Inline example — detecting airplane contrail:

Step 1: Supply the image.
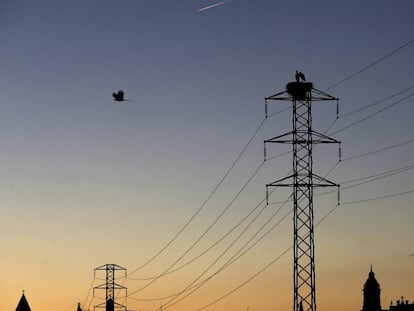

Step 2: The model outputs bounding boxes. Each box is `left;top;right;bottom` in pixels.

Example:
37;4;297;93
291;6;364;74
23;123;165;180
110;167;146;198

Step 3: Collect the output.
198;0;231;12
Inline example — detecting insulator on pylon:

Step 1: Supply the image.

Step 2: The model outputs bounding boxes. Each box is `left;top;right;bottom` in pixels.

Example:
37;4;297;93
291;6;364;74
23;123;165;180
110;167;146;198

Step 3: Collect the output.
339;142;342;161
265;100;268;119
266;187;269;205
337;186;341;205
336;100;339;119
264;142;267;161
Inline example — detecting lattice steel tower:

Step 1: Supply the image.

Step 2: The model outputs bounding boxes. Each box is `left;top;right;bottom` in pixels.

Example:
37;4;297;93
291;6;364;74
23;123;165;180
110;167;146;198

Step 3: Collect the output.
264;76;340;311
93;264;127;311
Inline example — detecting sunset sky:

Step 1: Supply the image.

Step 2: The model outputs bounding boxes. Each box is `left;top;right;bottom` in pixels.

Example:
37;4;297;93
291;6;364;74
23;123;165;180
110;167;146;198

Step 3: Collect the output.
1;1;414;311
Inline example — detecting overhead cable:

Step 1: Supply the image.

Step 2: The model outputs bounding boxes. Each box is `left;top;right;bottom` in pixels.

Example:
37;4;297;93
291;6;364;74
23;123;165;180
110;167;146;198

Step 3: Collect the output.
325;38;414;91
127;117;267;276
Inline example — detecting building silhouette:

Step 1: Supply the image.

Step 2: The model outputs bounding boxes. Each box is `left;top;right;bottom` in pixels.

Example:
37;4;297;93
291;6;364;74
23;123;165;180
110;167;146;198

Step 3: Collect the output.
12;269;414;311
390;299;414;311
15;293;31;311
362;267;414;311
362;266;382;311
14;293;85;311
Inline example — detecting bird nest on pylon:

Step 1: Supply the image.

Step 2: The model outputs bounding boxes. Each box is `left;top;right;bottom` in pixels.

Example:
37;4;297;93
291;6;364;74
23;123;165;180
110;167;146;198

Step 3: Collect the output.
286;82;313;100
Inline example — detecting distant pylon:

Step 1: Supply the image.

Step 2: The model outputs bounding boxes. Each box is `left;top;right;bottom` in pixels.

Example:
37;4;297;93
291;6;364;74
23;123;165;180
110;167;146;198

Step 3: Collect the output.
93;264;127;311
264;76;340;311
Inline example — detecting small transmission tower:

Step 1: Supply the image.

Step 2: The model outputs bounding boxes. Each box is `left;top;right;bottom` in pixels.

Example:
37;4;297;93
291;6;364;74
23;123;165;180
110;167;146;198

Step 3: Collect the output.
264;75;340;311
93;264;127;311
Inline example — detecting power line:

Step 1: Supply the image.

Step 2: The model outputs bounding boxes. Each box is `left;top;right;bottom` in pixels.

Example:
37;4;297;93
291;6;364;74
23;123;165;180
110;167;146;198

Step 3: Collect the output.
143;175;296;303
82;276;96;310
267;106;291;119
269;135;414;203
341;164;414;185
127;192;292;302
128;198;273;282
127;106;290;278
329;92;414;136
196;245;292;311
319;84;414;141
127;117;267;276
160;201;293;310
159;197;290;309
128;160;266;295
127;189;269;281
315;163;414;198
341;189;414;205
321;44;414;138
316;135;414;197
266;150;291;162
126;152;290;283
340;84;414;118
342;137;414;161
271;163;414;204
139;199;273;302
324;38;414;91
193;183;414;311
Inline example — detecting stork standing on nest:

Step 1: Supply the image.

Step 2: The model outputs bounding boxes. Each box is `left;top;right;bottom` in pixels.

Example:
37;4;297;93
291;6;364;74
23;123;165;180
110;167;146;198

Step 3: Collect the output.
295;71;306;82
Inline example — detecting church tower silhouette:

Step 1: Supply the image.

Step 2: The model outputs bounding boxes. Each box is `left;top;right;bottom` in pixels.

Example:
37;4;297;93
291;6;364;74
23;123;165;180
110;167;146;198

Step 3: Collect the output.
16;292;31;311
362;266;382;311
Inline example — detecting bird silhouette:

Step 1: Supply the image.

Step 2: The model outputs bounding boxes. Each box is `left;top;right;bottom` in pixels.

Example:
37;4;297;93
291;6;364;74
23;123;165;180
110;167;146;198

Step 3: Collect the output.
112;90;130;102
295;71;306;82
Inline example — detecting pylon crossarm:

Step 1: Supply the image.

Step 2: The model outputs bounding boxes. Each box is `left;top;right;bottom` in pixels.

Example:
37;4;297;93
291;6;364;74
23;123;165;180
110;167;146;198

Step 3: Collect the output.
309;130;340;144
266;174;296;187
266;130;339;144
312;174;339;187
265;90;289;101
310;88;339;101
113;283;127;290
95;264;127;271
113;303;127;308
94;284;108;290
94;264;109;270
265;131;294;143
268;175;335;187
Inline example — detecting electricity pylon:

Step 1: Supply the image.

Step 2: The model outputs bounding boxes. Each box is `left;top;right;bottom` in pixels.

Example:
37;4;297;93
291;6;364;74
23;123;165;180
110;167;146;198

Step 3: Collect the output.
264;78;340;311
94;264;127;311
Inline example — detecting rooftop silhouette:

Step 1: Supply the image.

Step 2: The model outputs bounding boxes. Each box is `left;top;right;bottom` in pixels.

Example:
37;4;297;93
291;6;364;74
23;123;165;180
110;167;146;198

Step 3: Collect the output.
15;292;31;311
361;267;414;311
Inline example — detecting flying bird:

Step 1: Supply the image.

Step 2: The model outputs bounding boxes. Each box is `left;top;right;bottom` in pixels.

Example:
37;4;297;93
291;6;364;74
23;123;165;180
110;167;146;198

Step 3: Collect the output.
112;90;130;102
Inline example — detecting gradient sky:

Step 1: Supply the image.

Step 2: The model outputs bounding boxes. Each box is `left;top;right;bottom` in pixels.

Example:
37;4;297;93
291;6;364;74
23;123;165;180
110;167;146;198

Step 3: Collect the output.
1;1;414;311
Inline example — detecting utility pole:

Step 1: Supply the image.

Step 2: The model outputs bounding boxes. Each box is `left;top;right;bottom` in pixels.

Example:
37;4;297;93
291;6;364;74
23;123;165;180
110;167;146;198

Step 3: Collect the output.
93;264;128;311
264;75;340;311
